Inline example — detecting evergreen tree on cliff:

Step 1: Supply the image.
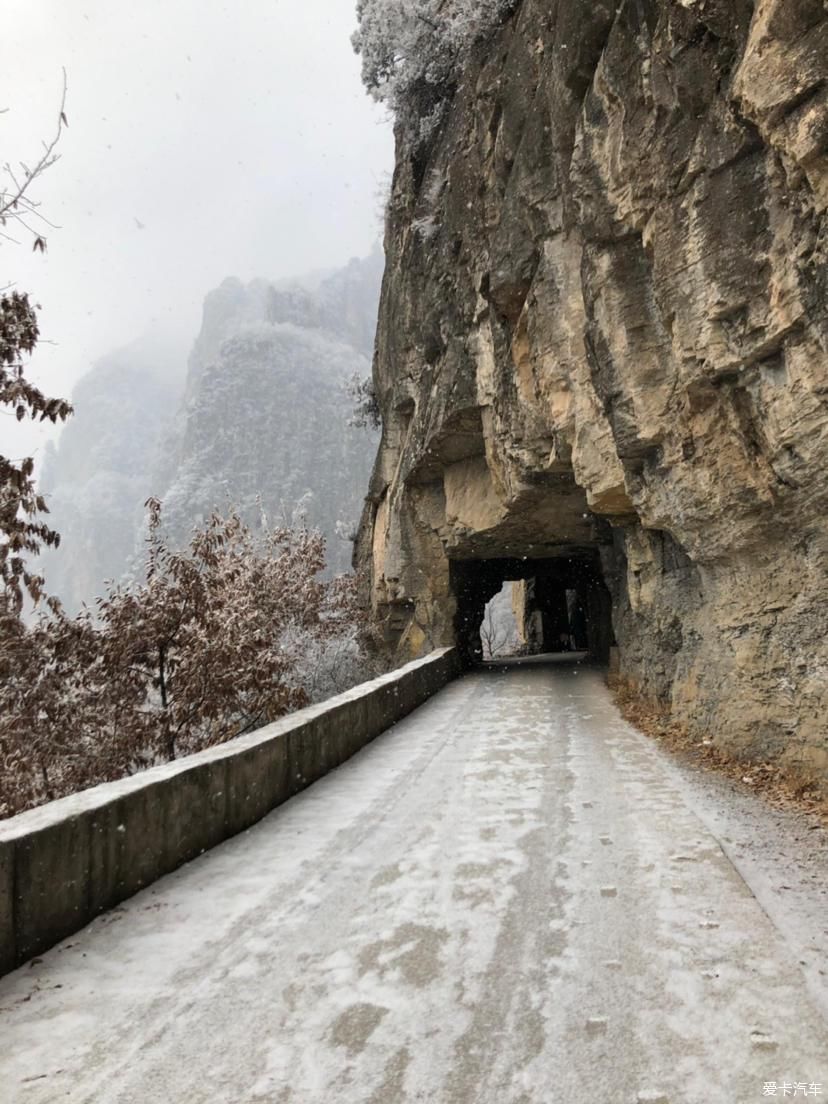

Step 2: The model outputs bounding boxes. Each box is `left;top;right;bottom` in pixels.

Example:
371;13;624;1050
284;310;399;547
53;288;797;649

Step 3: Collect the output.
353;0;516;134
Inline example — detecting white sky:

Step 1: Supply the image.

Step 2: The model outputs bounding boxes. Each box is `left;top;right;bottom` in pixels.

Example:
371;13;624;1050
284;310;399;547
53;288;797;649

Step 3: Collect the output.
1;0;393;458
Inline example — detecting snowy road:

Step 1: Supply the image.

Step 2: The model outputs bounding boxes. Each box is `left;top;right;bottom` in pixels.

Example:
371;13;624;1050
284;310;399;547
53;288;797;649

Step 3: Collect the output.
2;658;826;1104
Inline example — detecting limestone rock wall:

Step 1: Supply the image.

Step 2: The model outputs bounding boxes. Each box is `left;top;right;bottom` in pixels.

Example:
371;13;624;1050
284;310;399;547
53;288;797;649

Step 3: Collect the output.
357;0;828;787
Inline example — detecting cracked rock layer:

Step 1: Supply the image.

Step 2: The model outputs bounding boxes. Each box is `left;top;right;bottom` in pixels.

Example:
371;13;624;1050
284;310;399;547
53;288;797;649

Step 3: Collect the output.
356;0;828;790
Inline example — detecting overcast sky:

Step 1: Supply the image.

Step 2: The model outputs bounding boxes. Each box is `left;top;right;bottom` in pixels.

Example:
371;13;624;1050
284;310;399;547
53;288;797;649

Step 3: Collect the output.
2;0;393;457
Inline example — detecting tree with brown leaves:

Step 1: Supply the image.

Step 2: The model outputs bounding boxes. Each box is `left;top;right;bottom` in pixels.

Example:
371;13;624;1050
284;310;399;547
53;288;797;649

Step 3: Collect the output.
0;291;72;615
0;502;368;818
1;72;72;617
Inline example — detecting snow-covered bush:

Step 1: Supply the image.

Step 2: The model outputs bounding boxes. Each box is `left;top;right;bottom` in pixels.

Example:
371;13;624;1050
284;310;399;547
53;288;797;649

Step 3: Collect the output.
346;370;382;429
283;612;385;705
353;0;517;135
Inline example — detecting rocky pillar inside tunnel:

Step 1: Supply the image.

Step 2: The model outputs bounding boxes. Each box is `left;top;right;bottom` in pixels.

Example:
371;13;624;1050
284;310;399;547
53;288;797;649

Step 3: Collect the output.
514;579;542;654
567;590;588;651
538;585;572;654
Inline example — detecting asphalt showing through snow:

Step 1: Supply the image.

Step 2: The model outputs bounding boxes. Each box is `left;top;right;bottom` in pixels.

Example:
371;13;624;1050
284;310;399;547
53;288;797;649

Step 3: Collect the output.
1;657;826;1103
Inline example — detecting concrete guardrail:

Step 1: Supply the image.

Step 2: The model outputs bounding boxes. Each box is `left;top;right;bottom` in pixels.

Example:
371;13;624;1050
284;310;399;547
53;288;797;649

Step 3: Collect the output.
0;647;461;978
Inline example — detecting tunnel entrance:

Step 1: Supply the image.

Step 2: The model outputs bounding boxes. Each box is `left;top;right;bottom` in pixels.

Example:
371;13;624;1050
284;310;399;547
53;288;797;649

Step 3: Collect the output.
451;555;614;666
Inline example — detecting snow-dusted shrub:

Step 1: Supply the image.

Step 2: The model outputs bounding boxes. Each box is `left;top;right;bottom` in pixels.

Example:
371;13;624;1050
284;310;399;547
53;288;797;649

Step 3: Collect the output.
283;619;385;705
346;370;382;429
353;0;517;135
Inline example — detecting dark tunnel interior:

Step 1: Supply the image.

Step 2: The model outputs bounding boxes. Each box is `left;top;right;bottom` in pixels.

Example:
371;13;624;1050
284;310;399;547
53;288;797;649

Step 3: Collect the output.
450;555;615;666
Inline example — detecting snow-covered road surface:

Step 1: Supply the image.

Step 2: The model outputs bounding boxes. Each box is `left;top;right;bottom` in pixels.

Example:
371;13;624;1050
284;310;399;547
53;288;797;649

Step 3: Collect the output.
2;657;826;1103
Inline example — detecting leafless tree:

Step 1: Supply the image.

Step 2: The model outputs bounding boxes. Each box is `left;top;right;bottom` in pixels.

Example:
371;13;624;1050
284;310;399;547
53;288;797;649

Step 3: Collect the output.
1;69;67;253
480;603;512;660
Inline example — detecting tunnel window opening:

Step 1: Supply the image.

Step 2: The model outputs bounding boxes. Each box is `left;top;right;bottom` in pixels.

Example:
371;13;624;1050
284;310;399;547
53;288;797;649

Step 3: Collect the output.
479;582;520;659
451;556;615;667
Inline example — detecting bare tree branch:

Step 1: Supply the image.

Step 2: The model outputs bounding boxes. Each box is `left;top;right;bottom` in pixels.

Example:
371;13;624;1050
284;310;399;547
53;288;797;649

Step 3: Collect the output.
0;68;67;249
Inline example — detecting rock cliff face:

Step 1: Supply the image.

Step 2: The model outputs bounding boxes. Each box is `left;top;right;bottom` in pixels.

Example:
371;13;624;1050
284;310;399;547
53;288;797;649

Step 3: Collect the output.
357;0;828;787
38;333;187;613
41;252;382;611
157;253;382;575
